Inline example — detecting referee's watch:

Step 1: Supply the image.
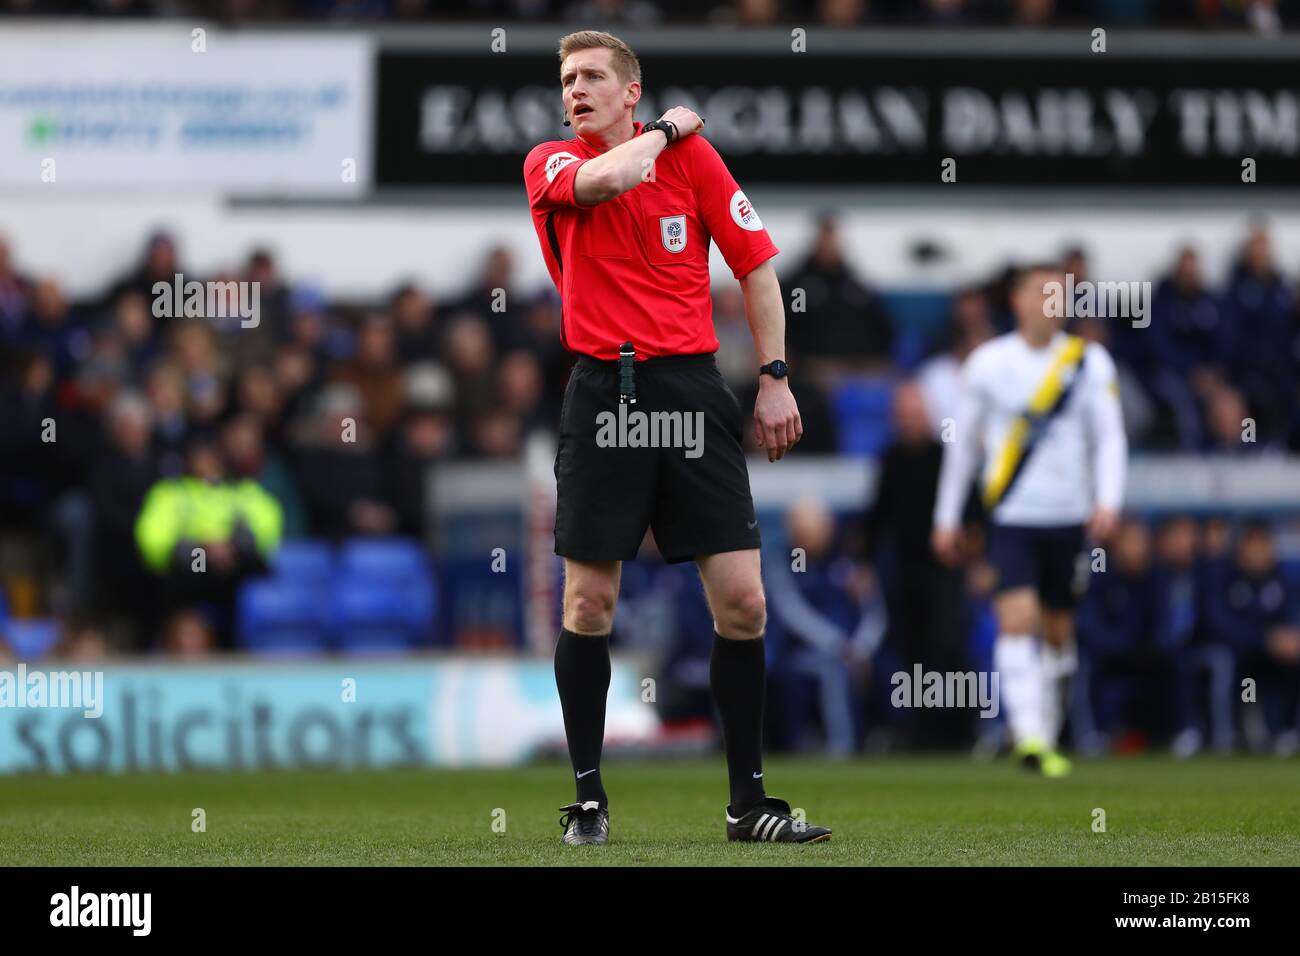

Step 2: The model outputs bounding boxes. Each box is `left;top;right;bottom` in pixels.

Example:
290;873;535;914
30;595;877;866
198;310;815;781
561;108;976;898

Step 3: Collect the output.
641;119;677;144
759;359;789;381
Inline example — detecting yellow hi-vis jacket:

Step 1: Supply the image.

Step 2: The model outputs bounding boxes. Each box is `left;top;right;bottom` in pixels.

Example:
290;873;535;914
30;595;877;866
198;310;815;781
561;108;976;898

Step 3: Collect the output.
134;476;284;574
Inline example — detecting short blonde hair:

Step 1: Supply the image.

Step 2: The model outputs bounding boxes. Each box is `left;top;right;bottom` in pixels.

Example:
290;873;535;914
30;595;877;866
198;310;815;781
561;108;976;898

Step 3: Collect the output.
557;30;642;87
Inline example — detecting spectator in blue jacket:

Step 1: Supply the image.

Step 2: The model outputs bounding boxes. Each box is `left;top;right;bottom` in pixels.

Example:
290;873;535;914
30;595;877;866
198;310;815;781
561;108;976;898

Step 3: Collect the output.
1207;520;1300;750
1142;247;1228;449
1221;228;1296;447
1077;518;1159;745
1150;517;1235;754
614;531;718;724
766;497;885;754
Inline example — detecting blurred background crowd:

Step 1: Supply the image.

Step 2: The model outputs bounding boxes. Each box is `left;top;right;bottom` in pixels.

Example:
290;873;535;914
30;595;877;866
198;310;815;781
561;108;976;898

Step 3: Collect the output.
3;217;1300;756
3;6;1300;764
0;0;1295;32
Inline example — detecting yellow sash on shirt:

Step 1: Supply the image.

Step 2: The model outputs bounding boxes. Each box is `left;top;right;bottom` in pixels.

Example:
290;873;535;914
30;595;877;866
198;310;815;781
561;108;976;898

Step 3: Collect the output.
982;335;1087;509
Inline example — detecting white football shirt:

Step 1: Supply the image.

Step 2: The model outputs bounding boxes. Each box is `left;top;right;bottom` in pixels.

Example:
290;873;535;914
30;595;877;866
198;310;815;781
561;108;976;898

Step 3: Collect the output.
933;331;1127;528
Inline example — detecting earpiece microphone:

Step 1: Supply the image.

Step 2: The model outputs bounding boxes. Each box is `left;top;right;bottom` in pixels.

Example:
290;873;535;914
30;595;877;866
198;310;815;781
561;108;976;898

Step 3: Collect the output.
563;114;571;127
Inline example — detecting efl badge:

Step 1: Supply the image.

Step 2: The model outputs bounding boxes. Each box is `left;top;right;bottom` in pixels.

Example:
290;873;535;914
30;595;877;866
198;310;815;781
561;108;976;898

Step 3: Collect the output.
660;215;688;254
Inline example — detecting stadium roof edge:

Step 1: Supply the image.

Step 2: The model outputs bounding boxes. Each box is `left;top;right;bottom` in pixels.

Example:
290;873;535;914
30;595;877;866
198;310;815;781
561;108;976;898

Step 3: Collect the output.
2;20;1299;58
367;25;1300;58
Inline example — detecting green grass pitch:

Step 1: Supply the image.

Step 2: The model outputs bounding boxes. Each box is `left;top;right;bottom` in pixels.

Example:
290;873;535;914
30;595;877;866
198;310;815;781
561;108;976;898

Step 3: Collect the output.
3;755;1298;866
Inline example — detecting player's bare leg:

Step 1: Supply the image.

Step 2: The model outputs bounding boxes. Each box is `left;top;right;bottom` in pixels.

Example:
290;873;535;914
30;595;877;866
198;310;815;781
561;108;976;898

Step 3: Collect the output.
555;558;621;845
697;549;831;843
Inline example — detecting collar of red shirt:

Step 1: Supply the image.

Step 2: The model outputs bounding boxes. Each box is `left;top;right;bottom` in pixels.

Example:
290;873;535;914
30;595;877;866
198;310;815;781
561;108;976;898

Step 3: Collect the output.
576;120;645;154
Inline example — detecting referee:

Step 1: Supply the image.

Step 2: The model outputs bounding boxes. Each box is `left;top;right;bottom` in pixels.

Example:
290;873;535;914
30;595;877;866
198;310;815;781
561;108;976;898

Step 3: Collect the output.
524;30;831;845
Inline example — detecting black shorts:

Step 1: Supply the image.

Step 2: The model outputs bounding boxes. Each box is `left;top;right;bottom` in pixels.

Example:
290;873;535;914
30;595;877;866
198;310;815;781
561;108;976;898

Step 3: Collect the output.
987;523;1089;610
554;353;761;564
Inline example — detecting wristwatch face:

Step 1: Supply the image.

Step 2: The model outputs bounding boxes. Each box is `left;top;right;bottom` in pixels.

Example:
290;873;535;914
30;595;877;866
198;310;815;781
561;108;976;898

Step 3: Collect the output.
762;360;788;379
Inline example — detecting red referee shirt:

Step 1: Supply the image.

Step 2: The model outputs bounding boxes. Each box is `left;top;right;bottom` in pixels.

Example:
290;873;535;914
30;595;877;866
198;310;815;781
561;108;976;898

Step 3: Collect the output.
523;121;779;360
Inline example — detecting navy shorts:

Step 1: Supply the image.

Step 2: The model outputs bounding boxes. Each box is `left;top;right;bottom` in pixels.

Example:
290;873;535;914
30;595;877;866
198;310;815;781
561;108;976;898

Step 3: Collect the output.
554;353;761;564
986;523;1089;609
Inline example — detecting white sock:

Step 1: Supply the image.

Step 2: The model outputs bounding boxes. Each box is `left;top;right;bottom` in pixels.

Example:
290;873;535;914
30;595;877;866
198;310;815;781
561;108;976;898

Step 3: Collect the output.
994;635;1046;746
1039;643;1077;748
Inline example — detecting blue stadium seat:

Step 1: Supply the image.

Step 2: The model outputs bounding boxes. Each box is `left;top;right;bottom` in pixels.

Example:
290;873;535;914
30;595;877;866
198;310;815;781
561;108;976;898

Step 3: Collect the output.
271;540;335;585
890;326;929;372
2;618;60;661
831;378;896;458
237;580;330;655
339;537;431;583
332;579;435;654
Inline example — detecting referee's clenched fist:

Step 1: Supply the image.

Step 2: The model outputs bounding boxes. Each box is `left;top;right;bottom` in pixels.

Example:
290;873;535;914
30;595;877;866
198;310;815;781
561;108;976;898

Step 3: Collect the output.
523;30;832;847
655;105;705;141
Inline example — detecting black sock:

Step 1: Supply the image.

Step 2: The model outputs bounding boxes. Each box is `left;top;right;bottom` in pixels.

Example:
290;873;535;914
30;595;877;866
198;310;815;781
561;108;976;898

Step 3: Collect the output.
710;631;767;815
554;627;611;807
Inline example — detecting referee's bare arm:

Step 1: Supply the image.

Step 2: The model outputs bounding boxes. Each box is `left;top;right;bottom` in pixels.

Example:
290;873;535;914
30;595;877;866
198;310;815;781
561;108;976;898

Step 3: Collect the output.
574;107;704;205
741;259;802;462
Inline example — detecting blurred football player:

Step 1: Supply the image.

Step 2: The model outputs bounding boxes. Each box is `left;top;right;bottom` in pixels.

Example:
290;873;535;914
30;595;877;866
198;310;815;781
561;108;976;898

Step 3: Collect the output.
932;263;1128;776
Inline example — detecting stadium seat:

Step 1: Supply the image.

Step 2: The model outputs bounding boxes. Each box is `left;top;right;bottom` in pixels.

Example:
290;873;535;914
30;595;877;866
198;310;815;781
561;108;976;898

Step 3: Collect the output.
332;579;435;654
237;580;331;655
831;378;896;458
271;540;335;585
332;538;440;648
2;618;60;661
339;537;432;583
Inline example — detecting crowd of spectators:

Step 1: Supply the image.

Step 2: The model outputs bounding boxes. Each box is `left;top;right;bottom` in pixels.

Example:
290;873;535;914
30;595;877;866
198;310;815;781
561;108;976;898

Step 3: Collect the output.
2;219;1300;754
917;228;1300;455
1077;515;1300;755
0;231;568;651
0;0;1294;32
620;493;1300;756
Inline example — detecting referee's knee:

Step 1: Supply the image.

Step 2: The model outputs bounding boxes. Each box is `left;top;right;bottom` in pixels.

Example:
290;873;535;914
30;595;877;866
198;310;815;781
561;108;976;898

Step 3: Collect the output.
564;589;617;635
713;588;767;640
